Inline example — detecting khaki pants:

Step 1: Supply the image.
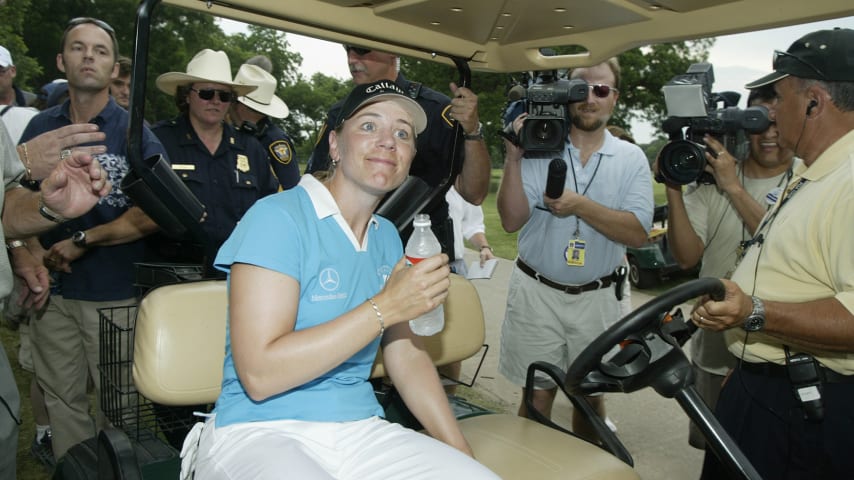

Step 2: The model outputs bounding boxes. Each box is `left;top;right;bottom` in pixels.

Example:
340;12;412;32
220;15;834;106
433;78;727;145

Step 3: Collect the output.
30;295;136;460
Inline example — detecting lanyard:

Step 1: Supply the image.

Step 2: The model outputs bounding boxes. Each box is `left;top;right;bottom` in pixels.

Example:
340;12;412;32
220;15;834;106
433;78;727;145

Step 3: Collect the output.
566;148;604;237
739;177;807;258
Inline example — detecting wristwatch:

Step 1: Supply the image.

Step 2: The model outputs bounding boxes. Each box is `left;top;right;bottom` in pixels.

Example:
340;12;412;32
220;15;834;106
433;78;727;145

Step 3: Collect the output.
464;122;484;141
71;230;88;249
742;296;766;332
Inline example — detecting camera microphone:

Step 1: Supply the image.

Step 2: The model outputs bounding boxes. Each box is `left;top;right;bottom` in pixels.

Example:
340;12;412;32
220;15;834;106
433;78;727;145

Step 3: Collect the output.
507;84;527;102
545;158;567;199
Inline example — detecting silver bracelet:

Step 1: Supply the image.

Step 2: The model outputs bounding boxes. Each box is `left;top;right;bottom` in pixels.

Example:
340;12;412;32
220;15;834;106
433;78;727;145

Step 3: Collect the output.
38;195;67;224
367;298;385;337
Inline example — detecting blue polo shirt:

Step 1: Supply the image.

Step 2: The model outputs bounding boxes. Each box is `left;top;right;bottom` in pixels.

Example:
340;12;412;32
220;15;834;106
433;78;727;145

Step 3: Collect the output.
517;130;654;284
213;175;401;427
19;98;167;301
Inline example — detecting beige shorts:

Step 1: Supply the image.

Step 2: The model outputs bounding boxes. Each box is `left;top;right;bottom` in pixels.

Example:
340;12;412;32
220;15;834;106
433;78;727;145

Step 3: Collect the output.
499;267;619;389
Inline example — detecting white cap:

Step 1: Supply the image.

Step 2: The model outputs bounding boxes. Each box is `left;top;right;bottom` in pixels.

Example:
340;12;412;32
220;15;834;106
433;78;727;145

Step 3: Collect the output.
0;46;13;68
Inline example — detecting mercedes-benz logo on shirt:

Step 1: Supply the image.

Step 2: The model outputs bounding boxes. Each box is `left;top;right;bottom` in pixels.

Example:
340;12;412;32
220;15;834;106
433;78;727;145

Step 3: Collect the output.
319;268;340;292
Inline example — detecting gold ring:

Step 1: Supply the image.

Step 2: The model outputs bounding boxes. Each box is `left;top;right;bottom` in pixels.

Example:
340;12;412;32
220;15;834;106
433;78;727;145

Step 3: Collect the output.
60;149;73;161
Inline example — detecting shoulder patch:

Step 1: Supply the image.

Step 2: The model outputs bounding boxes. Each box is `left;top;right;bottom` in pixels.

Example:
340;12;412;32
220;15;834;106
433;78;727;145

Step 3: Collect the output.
270;140;294;165
440;105;455;128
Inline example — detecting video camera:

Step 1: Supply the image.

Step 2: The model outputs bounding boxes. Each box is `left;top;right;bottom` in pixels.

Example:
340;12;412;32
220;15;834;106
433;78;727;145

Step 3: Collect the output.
501;69;588;158
658;63;771;185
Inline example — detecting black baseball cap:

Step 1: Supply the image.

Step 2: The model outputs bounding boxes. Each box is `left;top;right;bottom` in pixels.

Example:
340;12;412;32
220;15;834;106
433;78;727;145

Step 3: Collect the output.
745;28;854;89
335;80;427;134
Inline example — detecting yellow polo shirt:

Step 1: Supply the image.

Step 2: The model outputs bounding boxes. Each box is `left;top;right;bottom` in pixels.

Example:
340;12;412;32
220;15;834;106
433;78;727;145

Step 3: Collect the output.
726;129;854;375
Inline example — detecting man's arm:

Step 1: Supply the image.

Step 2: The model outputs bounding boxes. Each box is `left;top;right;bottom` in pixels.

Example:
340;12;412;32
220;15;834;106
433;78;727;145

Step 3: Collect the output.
703;136;768;234
2;148;110;238
665;185;705;269
546;193;649;247
696;279;854;351
449;83;490;205
496;138;530;233
44;207;161;273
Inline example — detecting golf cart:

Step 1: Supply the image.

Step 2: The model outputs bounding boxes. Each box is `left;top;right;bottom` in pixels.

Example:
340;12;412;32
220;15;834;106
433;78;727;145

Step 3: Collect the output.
61;0;854;478
625;204;700;289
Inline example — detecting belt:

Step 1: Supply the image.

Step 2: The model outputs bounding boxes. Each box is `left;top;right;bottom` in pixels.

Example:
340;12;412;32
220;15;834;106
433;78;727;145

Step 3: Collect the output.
516;258;614;295
740;361;854;384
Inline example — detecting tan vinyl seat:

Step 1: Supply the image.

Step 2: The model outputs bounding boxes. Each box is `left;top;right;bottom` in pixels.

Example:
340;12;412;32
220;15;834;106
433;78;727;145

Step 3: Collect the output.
133;275;638;479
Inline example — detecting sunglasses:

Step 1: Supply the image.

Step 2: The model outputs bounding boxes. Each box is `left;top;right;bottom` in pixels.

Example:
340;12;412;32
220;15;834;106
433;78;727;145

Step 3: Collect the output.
589;84;617;98
67;17;115;36
190;87;234;103
344;45;372;56
773;50;826;79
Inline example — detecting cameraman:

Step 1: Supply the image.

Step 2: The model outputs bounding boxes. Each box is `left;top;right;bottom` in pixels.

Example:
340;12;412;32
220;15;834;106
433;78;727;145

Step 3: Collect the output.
657;85;797;449
497;58;653;441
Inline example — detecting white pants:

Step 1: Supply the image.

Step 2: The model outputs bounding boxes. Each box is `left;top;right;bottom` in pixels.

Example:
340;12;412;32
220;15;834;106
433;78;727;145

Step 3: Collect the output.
187;415;499;480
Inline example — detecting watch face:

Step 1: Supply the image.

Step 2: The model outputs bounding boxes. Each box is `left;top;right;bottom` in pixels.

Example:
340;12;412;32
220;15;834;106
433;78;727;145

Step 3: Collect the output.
744;315;764;332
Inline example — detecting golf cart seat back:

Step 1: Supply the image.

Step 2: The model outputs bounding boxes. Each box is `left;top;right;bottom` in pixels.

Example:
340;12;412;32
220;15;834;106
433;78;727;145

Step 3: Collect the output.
132;276;637;479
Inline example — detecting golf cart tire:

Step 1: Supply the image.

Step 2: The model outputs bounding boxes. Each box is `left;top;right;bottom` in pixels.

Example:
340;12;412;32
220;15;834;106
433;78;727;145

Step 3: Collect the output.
627;255;658;289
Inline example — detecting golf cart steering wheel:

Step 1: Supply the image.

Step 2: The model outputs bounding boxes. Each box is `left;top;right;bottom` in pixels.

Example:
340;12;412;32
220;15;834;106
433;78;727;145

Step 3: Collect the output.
566;277;725;397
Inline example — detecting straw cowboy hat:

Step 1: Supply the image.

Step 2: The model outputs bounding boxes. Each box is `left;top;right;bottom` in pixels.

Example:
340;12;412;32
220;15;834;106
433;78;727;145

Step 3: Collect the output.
156;49;257;96
234;64;290;119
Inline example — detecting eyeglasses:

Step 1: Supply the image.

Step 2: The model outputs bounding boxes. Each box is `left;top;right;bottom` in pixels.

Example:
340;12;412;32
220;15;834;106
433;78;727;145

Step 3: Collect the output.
589;84;617;98
67;17;115;36
344;45;372;56
190;87;234;103
773;50;826;79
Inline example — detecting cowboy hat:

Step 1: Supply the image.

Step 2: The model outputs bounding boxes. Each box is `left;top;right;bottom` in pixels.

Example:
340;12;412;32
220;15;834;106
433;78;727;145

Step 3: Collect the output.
234;64;290;119
156;49;257;96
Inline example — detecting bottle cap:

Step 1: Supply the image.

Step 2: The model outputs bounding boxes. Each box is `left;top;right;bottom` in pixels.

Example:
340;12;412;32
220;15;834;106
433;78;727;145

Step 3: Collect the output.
413;213;431;227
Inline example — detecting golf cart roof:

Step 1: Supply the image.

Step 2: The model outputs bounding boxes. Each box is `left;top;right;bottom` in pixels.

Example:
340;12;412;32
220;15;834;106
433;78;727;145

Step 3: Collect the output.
162;0;854;72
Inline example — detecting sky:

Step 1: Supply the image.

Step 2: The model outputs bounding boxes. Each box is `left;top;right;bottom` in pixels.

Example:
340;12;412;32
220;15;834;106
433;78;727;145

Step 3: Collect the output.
222;16;854;143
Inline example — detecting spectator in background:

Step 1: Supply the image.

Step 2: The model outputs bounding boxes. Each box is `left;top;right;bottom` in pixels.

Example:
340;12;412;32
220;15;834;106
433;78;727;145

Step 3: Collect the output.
445;185;495;277
17;17;166;460
658;85;796;450
110;56;132;109
0;45;37;107
231;61;300;190
150;49;276;272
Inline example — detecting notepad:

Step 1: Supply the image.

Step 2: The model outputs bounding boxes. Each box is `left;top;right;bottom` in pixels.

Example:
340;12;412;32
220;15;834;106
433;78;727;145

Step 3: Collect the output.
466;258;498;280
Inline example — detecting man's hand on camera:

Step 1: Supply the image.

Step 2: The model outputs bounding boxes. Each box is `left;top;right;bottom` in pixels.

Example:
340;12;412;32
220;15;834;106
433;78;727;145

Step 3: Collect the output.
703;135;740;194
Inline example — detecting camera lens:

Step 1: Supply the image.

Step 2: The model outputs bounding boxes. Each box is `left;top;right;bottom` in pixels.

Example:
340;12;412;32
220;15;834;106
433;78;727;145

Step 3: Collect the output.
521;117;566;152
658;140;707;185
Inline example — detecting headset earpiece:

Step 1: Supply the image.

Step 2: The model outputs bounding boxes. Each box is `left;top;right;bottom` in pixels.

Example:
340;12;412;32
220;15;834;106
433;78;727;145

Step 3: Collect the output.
806;100;818;116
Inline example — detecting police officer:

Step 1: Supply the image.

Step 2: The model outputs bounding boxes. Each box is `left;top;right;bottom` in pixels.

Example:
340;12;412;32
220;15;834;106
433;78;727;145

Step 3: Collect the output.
151;49;277;273
231;63;299;190
306;45;491;254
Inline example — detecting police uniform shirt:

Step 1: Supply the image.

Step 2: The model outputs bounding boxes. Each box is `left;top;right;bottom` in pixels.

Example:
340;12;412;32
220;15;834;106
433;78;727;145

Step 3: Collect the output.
152;115;278;251
306;73;464;225
256;117;300;190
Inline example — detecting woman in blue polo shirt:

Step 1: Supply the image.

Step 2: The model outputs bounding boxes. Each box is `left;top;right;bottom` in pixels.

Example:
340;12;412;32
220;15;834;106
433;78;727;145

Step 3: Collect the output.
183;81;498;479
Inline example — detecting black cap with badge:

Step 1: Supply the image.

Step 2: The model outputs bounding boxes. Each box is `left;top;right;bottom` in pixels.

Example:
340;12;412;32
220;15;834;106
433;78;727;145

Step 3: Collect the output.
335;80;427;134
745;28;854;89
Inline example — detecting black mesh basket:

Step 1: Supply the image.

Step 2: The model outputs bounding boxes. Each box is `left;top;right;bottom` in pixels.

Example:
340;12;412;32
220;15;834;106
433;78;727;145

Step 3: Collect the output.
98;305;202;445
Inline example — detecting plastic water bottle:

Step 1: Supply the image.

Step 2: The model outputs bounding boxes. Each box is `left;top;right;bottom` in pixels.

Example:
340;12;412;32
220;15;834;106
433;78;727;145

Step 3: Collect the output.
405;214;445;336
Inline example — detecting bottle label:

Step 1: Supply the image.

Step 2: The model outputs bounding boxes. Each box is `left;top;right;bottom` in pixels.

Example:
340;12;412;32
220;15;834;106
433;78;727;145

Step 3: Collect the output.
405;255;425;265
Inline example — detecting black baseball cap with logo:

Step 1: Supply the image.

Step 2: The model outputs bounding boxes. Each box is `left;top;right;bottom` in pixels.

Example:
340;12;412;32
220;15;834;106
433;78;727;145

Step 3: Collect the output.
335;80;427;134
745;28;854;89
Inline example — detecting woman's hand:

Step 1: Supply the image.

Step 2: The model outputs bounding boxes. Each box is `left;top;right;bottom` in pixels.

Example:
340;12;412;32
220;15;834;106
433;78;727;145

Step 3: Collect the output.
373;254;450;327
